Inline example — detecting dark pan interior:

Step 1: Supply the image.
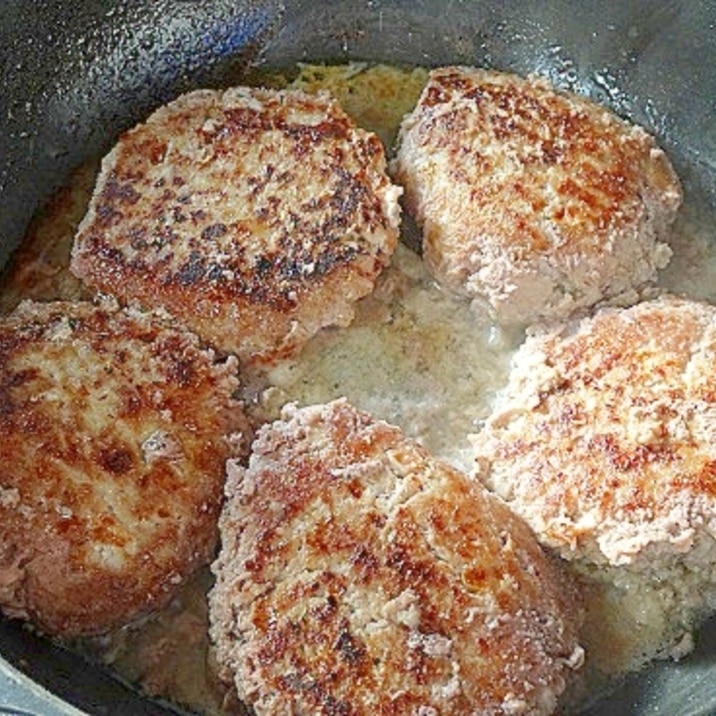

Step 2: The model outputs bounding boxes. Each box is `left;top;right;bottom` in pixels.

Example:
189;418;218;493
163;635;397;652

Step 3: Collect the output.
1;1;716;714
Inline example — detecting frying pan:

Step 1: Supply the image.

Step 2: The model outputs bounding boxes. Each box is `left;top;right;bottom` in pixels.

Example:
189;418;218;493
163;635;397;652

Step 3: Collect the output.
1;1;716;714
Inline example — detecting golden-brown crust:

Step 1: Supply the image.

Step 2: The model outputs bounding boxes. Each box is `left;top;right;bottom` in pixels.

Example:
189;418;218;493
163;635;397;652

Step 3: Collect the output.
474;296;716;574
0;161;97;314
0;300;248;637
210;400;584;715
392;67;681;324
71;87;402;365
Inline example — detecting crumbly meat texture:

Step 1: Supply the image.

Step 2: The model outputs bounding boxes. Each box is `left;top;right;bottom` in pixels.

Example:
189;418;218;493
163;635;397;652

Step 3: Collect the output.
210;399;584;716
70;87;402;365
473;296;716;577
391;66;682;325
0;300;247;638
0;161;97;314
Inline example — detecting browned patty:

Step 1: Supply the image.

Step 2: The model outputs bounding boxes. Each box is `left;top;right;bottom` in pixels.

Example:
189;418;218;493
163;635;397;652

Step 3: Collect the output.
392;66;681;325
0;300;247;637
473;296;716;577
0;161;97;314
70;87;402;365
210;399;584;715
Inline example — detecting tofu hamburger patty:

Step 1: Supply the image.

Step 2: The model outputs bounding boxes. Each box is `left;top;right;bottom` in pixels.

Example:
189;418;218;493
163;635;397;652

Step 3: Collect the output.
209;399;584;715
473;296;716;580
391;66;682;325
71;86;402;365
0;300;247;638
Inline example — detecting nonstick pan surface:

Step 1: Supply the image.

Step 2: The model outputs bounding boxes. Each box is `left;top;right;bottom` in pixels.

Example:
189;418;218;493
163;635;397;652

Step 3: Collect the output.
2;2;716;714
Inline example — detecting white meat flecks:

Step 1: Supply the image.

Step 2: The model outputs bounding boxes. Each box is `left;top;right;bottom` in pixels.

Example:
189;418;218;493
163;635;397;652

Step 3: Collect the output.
392;66;681;325
209;399;584;715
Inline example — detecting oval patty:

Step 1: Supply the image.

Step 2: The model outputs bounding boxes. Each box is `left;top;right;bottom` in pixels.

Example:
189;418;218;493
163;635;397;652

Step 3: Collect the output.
392;66;681;325
210;399;584;715
0;299;247;637
474;296;716;577
71;87;402;365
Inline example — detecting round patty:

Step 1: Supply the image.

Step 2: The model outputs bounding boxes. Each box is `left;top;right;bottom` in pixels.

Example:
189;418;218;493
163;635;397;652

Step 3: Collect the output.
391;66;681;325
0;300;247;637
210;399;584;715
473;296;716;576
71;86;402;365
